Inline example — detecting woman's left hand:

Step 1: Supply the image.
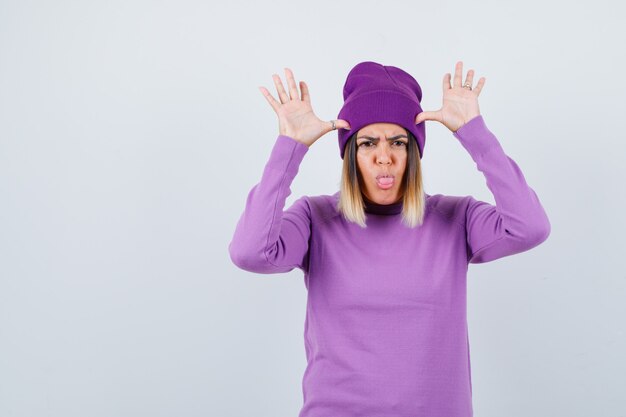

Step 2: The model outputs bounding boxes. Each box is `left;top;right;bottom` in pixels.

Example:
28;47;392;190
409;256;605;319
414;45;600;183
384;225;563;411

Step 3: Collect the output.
415;61;486;132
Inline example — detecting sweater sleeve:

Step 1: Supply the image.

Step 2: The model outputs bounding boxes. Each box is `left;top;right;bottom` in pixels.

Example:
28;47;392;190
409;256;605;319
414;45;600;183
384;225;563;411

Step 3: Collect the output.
453;115;551;264
228;134;312;274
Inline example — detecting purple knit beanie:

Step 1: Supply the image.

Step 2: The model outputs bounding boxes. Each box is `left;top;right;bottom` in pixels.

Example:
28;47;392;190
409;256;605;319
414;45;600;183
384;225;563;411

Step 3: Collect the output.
337;61;425;159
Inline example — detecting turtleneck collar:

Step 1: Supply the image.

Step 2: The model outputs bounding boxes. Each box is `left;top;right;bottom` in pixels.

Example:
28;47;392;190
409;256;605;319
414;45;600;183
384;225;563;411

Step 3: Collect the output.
363;195;404;215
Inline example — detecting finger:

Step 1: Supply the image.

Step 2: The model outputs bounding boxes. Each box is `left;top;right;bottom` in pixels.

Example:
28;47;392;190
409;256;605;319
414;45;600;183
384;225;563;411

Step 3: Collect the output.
464;69;475;89
415;110;440;124
326;120;336;132
473;77;486;96
335;119;351;130
442;73;452;91
272;73;290;103
300;81;310;102
284;67;300;100
453;61;463;88
258;86;281;113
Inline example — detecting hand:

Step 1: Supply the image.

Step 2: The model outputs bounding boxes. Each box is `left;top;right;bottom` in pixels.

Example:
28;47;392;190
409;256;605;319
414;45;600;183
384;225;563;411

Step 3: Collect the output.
414;61;486;132
259;68;351;147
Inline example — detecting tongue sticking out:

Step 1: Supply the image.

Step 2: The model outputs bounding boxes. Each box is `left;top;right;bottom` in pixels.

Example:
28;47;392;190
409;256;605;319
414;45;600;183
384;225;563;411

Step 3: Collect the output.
376;177;394;190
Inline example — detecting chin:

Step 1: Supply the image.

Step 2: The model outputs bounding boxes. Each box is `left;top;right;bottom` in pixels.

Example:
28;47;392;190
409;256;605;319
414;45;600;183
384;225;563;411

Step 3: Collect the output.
369;189;400;203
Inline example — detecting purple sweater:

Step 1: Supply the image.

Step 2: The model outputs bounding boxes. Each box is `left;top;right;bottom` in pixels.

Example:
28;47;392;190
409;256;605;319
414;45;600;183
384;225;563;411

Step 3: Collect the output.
228;115;550;417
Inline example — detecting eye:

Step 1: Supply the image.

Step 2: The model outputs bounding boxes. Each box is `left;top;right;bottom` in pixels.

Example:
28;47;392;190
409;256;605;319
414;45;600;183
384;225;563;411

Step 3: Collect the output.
393;140;407;147
358;141;373;147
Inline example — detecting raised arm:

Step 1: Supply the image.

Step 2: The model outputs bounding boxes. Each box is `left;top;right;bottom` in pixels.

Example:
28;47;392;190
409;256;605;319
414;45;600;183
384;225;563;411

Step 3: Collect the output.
228;67;350;274
454;115;550;263
228;135;312;273
415;61;550;264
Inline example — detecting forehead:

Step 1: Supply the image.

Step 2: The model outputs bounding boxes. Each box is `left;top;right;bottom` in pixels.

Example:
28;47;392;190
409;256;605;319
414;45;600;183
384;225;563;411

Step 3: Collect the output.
358;122;406;136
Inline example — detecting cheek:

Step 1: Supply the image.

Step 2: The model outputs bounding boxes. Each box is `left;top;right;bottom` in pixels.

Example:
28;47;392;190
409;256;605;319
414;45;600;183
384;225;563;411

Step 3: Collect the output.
396;156;408;175
356;156;368;172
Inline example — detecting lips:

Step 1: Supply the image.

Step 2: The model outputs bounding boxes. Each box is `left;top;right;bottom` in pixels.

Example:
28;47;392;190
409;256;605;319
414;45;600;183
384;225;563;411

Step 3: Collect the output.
376;174;395;189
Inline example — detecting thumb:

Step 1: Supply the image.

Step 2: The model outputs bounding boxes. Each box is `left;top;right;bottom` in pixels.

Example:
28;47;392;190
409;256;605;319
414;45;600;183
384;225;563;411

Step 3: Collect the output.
333;119;351;131
415;111;439;125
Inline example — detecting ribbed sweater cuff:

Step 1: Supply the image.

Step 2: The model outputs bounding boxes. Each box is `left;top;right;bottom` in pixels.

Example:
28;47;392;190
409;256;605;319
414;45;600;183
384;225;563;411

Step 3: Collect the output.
268;135;310;174
452;115;502;159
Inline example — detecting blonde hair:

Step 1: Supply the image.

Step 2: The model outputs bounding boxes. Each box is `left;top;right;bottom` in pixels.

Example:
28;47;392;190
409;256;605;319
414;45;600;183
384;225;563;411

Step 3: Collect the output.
336;130;426;228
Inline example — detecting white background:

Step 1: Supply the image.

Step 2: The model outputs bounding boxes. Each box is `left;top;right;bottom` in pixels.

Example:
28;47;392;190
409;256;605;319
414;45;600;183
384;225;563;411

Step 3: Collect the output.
1;0;624;416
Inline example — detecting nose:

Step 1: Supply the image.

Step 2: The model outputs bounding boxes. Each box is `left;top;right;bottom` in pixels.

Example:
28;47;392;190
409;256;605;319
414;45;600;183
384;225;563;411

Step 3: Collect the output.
376;143;392;165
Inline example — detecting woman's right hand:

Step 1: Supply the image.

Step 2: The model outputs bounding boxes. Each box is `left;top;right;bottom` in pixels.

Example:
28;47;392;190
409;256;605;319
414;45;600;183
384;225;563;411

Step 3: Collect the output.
259;68;351;147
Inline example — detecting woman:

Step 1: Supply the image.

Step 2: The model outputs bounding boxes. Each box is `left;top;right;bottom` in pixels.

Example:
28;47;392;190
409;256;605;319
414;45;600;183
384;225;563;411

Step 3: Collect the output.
228;61;550;417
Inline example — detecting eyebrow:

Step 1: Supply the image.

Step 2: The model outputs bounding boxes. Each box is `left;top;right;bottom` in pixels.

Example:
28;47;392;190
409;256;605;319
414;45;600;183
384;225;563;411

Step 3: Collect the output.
356;134;408;142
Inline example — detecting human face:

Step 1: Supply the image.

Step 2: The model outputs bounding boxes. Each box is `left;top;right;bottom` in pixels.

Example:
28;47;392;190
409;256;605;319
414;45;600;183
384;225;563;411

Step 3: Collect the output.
355;123;408;205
